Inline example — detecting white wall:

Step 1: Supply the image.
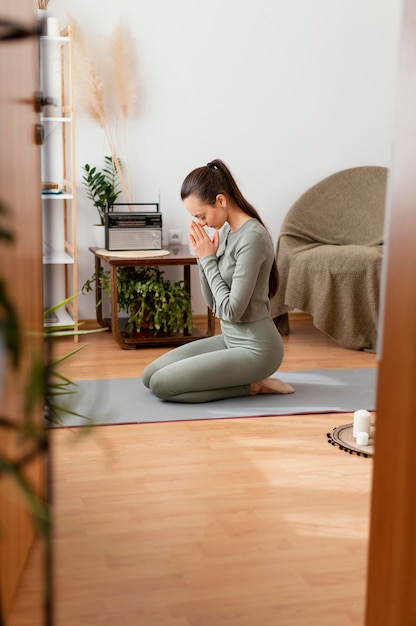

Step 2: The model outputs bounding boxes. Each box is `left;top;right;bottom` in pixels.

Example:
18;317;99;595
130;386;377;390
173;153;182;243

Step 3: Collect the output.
48;0;402;318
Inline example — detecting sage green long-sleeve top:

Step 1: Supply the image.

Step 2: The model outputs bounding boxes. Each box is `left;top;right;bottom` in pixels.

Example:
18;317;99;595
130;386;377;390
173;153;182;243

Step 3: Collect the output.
197;218;273;322
142;218;284;403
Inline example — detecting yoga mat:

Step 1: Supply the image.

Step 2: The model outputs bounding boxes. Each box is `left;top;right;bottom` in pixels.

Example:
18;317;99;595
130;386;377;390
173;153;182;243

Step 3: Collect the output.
50;368;377;427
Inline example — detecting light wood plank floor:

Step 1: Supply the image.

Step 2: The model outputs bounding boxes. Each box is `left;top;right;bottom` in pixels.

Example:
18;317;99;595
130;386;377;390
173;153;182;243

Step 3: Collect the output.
9;315;377;626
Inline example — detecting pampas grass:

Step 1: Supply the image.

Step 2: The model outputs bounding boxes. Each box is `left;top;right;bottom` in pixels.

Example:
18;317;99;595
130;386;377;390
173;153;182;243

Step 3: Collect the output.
72;24;106;128
36;0;51;9
71;18;140;204
109;23;139;121
109;23;140;198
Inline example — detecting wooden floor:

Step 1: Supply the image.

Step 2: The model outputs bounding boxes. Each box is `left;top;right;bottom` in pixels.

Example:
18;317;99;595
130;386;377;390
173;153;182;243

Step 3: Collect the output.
9;315;377;626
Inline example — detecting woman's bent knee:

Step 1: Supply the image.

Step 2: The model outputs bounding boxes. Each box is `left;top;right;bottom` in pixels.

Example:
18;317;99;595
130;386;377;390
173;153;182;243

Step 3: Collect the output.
142;366;152;389
149;370;173;401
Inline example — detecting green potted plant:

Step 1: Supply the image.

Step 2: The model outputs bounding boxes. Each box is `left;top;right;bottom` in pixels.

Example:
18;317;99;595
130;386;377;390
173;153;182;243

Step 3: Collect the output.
81;155;122;247
82;266;193;337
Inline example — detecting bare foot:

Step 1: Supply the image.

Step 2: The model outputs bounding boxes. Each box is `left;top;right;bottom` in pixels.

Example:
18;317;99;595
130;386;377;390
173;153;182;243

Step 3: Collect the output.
250;377;295;395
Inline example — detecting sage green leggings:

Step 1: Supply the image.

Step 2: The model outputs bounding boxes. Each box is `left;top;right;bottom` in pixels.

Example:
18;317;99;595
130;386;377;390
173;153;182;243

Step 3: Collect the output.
142;317;284;403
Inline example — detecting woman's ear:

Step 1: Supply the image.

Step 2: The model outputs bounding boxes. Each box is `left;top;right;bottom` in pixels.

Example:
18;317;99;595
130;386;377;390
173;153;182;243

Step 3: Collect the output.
215;193;227;209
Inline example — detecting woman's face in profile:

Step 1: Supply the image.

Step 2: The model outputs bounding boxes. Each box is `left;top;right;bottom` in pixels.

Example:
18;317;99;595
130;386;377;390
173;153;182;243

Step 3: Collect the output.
183;193;227;231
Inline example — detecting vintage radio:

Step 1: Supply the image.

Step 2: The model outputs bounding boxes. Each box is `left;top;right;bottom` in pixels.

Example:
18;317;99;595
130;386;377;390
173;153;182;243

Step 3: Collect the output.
105;204;162;251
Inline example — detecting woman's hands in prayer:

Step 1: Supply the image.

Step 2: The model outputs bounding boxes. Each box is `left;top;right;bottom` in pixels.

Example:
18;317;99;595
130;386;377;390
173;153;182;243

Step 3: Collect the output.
189;221;219;259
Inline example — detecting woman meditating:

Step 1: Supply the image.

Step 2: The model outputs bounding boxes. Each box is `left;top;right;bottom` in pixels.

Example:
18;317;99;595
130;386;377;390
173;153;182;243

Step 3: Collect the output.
142;159;294;403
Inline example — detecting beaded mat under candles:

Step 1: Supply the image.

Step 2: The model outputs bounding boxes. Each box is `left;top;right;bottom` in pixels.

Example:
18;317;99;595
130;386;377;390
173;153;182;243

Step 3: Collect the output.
327;422;375;457
95;249;171;259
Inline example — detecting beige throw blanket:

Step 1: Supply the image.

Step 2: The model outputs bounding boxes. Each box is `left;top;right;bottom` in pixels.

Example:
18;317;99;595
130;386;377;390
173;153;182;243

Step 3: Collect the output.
270;166;388;352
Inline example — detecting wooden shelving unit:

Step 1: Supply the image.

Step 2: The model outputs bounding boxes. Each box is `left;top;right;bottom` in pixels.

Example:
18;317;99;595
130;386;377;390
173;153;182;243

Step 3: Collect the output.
40;25;78;337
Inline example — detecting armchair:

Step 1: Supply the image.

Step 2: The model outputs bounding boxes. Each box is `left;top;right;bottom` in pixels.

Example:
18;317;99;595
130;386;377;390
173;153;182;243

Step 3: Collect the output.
270;166;388;352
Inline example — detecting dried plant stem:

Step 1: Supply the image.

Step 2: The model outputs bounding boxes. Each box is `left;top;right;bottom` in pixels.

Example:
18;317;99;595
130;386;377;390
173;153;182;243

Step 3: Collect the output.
109;21;139;204
102;122;132;204
71;17;138;205
121;121;133;203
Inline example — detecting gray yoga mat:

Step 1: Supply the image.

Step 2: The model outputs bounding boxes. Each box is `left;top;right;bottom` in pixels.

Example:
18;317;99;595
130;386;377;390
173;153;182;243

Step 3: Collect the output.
50;368;377;427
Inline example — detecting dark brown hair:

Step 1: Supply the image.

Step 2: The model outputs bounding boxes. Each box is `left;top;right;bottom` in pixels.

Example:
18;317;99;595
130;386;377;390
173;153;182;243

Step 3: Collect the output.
181;159;278;298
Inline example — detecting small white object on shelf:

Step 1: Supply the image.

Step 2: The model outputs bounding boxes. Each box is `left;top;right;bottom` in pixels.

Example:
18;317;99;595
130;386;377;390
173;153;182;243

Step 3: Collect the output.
47;17;60;37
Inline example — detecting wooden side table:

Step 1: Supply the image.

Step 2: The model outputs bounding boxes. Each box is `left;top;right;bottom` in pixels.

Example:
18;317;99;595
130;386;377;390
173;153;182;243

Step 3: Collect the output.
89;245;216;349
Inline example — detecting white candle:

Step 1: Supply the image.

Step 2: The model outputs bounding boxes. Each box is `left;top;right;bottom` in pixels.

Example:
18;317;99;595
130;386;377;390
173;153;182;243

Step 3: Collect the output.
353;409;371;439
356;431;369;446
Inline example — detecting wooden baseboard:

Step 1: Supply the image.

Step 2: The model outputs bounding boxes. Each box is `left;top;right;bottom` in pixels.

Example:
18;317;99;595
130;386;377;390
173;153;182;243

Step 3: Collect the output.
80;313;311;332
288;311;312;322
78;319;106;330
